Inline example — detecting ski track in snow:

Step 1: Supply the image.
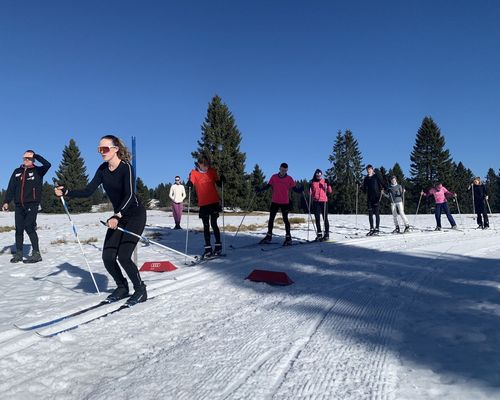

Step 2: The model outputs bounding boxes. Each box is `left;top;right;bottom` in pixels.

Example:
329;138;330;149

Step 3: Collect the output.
0;211;499;399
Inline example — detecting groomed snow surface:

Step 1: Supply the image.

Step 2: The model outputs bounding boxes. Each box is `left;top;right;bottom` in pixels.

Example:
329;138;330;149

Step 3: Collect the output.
1;210;499;399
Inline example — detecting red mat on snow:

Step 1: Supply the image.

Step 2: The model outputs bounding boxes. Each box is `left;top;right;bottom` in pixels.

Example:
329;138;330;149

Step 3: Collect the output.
140;261;177;272
245;269;294;286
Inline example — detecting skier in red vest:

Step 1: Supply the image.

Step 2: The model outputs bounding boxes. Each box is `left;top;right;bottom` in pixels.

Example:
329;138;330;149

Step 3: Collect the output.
188;155;225;257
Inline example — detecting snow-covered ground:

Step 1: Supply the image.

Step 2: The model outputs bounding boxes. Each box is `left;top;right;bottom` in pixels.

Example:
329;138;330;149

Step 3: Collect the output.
0;209;499;399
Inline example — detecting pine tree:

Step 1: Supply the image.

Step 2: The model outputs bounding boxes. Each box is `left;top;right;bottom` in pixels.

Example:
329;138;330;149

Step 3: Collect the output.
375;166;390;214
452;162;474;214
40;181;60;213
154;183;171;208
192;95;247;208
248;164;270;211
136;177;151;209
485;168;500;213
54;139;92;213
388;163;406;186
409;117;454;213
326;130;364;214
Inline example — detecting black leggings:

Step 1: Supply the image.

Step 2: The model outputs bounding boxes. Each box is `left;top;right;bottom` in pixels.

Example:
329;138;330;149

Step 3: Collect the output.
268;202;291;236
312;201;329;235
102;205;146;290
15;205;39;253
199;203;221;246
475;201;489;227
368;201;380;230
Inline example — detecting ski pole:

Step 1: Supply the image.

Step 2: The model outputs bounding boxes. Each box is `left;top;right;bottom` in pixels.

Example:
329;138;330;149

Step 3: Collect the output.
232;190;256;240
307;186;312;241
455;195;464;227
221;180;225;254
414;192;423;227
100;221;195;260
355;183;359;229
302;191;318;236
486;198;495;230
61;197;100;294
184;186;191;263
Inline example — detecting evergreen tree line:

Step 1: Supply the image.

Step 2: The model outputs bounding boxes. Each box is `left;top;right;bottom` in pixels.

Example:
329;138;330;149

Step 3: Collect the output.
3;98;500;215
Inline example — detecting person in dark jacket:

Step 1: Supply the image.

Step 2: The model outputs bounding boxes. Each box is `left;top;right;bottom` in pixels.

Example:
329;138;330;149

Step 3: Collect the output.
469;177;489;229
2;150;51;263
55;135;147;306
362;165;386;236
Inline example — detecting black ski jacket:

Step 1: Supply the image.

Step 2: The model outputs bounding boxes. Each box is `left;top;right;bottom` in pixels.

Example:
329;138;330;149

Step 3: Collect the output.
472;184;487;207
362;174;386;203
3;154;51;207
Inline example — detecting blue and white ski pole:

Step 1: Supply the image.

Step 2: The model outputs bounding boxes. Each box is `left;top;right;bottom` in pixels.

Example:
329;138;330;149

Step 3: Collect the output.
61;196;100;294
99;221;195;261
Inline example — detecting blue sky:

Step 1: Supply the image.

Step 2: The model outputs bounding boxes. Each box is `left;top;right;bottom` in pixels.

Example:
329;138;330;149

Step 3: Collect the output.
1;0;499;189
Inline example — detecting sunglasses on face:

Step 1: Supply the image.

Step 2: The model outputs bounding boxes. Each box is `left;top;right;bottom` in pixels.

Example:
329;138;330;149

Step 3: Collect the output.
23;157;34;161
97;146;118;154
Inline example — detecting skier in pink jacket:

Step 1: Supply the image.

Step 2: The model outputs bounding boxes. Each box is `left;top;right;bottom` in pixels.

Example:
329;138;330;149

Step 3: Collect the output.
421;183;458;231
309;169;332;241
256;163;303;246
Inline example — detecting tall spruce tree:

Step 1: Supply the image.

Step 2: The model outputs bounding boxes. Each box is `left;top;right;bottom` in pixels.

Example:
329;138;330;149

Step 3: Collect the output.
326;130;364;214
54;139;92;213
40;181;60;213
453;162;474;214
409;117;454;213
136;177;151;209
248;164;270;211
375;166;391;214
192;95;247;208
485;168;500;213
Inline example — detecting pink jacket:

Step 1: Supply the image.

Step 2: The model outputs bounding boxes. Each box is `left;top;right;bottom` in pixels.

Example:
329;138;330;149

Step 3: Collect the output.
269;174;295;204
309;179;332;202
424;186;455;204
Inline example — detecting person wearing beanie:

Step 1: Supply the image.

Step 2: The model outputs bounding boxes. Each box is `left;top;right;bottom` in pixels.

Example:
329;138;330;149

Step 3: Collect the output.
309;169;332;241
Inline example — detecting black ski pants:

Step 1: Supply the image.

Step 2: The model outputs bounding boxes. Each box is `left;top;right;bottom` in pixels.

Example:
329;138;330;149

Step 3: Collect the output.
102;205;146;290
199;203;221;246
268;202;291;236
367;200;380;230
312;201;329;235
475;200;489;227
14;204;39;253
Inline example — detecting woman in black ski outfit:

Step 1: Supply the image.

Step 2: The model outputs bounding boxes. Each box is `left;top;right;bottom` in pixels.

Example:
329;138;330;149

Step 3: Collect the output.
55;135;147;305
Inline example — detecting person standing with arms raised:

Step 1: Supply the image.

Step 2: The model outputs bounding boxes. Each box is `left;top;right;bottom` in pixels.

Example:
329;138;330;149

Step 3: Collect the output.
55;135;147;306
2;150;51;263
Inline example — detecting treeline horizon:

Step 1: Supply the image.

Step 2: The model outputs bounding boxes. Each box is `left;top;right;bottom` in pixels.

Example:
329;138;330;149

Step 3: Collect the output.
2;95;500;215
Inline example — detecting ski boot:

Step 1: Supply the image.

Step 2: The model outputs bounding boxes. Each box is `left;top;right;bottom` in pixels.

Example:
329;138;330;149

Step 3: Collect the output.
392;226;400;234
106;281;129;303
323;234;330;242
484;224;490;230
174;223;182;230
126;282;147;306
403;225;410;233
203;245;213;259
366;229;375;236
372;228;380;236
259;233;272;245
315;232;323;242
283;235;292;246
214;243;223;256
451;225;458;230
10;252;23;263
23;251;42;264
434;227;441;231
